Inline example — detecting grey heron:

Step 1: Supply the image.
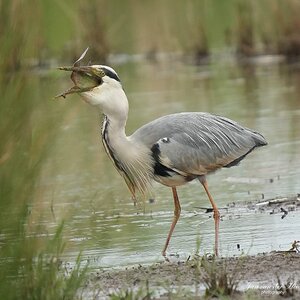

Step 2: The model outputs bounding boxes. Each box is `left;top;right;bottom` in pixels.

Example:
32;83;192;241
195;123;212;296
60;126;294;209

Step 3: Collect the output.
56;59;267;257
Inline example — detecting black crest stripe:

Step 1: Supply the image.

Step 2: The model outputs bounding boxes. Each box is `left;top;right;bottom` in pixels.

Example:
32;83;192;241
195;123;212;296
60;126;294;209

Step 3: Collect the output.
101;67;121;82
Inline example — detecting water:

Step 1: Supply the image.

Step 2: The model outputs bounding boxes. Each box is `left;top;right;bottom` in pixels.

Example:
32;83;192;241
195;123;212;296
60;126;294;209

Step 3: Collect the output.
27;57;300;267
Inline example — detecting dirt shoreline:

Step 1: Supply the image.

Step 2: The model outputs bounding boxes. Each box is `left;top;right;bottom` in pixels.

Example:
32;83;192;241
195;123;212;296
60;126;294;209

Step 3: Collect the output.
85;251;300;299
84;195;300;299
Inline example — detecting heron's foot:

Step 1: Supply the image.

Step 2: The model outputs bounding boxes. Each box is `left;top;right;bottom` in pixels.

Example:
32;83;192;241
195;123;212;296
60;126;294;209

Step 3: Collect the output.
162;250;170;262
163;255;170;262
162;251;180;262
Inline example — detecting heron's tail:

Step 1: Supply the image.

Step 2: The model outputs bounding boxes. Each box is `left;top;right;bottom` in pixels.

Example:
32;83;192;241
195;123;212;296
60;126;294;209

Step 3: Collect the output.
251;131;268;147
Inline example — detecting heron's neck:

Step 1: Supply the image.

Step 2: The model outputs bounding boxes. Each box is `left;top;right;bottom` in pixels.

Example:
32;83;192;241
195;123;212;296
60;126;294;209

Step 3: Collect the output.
101;114;153;197
101;114;129;154
102;115;129;144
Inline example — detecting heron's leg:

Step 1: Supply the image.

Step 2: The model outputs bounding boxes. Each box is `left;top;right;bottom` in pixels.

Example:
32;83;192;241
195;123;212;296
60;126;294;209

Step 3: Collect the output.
162;187;181;257
199;177;220;256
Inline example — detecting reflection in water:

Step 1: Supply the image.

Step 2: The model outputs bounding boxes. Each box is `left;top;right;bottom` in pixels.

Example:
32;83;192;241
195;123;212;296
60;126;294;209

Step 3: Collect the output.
36;59;300;267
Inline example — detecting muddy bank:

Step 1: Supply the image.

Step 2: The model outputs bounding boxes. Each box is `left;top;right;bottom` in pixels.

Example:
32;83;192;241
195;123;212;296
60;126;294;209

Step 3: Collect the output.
85;250;300;299
82;194;300;299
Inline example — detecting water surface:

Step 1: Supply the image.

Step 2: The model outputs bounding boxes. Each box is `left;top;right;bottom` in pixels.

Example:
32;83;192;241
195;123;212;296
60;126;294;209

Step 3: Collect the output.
34;57;300;267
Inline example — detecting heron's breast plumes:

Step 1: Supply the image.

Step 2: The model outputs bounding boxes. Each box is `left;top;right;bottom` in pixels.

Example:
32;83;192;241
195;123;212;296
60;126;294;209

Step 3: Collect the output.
101;117;154;201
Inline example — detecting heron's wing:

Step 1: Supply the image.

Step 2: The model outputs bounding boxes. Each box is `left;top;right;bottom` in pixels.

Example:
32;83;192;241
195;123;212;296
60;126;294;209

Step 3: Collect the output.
131;112;267;175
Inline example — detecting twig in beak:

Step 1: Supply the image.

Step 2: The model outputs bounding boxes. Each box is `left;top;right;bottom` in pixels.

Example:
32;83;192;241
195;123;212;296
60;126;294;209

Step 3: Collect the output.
74;47;89;66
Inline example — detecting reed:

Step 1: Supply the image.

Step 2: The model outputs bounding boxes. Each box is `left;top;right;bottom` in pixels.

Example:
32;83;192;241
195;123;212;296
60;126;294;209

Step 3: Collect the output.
234;0;255;57
2;0;300;69
75;0;110;63
0;66;87;300
275;1;300;59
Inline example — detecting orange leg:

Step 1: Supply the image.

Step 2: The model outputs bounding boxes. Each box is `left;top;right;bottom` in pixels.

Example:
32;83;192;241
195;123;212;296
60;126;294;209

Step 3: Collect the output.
199;177;220;256
162;187;181;257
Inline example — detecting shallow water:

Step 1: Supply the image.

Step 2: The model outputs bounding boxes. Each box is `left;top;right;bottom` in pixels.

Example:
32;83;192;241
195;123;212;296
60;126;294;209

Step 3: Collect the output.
34;56;300;267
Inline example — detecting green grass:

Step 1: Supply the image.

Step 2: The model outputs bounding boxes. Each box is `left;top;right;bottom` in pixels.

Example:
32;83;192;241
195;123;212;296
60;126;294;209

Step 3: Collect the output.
0;55;88;300
109;281;152;300
16;224;88;300
201;255;241;298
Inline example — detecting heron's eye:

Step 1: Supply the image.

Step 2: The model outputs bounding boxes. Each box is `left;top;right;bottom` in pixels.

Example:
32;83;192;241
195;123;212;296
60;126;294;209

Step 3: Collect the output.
71;69;103;89
90;69;105;86
94;69;106;78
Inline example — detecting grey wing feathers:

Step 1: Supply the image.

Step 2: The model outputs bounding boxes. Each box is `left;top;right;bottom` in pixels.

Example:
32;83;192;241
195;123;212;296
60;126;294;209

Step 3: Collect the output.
131;112;267;176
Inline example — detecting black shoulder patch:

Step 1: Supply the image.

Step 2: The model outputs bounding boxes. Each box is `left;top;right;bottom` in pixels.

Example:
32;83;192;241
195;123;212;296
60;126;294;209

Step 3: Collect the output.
151;142;197;182
151;143;172;177
101;67;121;82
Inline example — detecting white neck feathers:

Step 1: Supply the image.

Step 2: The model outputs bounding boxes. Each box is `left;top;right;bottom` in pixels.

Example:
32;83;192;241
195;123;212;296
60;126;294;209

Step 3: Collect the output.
101;116;153;199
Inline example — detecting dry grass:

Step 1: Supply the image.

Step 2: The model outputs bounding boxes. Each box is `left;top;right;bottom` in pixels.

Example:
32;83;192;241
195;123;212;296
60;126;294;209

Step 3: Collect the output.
201;255;241;298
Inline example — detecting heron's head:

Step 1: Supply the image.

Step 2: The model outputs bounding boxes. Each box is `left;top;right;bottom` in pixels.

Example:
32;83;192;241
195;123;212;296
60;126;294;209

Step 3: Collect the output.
56;64;128;119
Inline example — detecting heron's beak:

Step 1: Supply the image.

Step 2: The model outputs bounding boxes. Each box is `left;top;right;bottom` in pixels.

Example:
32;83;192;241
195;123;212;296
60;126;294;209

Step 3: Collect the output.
55;66;105;99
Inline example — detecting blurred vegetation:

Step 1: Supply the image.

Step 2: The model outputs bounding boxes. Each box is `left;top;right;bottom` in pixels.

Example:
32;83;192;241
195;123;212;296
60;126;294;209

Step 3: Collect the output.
1;0;300;298
0;70;88;298
1;0;300;70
